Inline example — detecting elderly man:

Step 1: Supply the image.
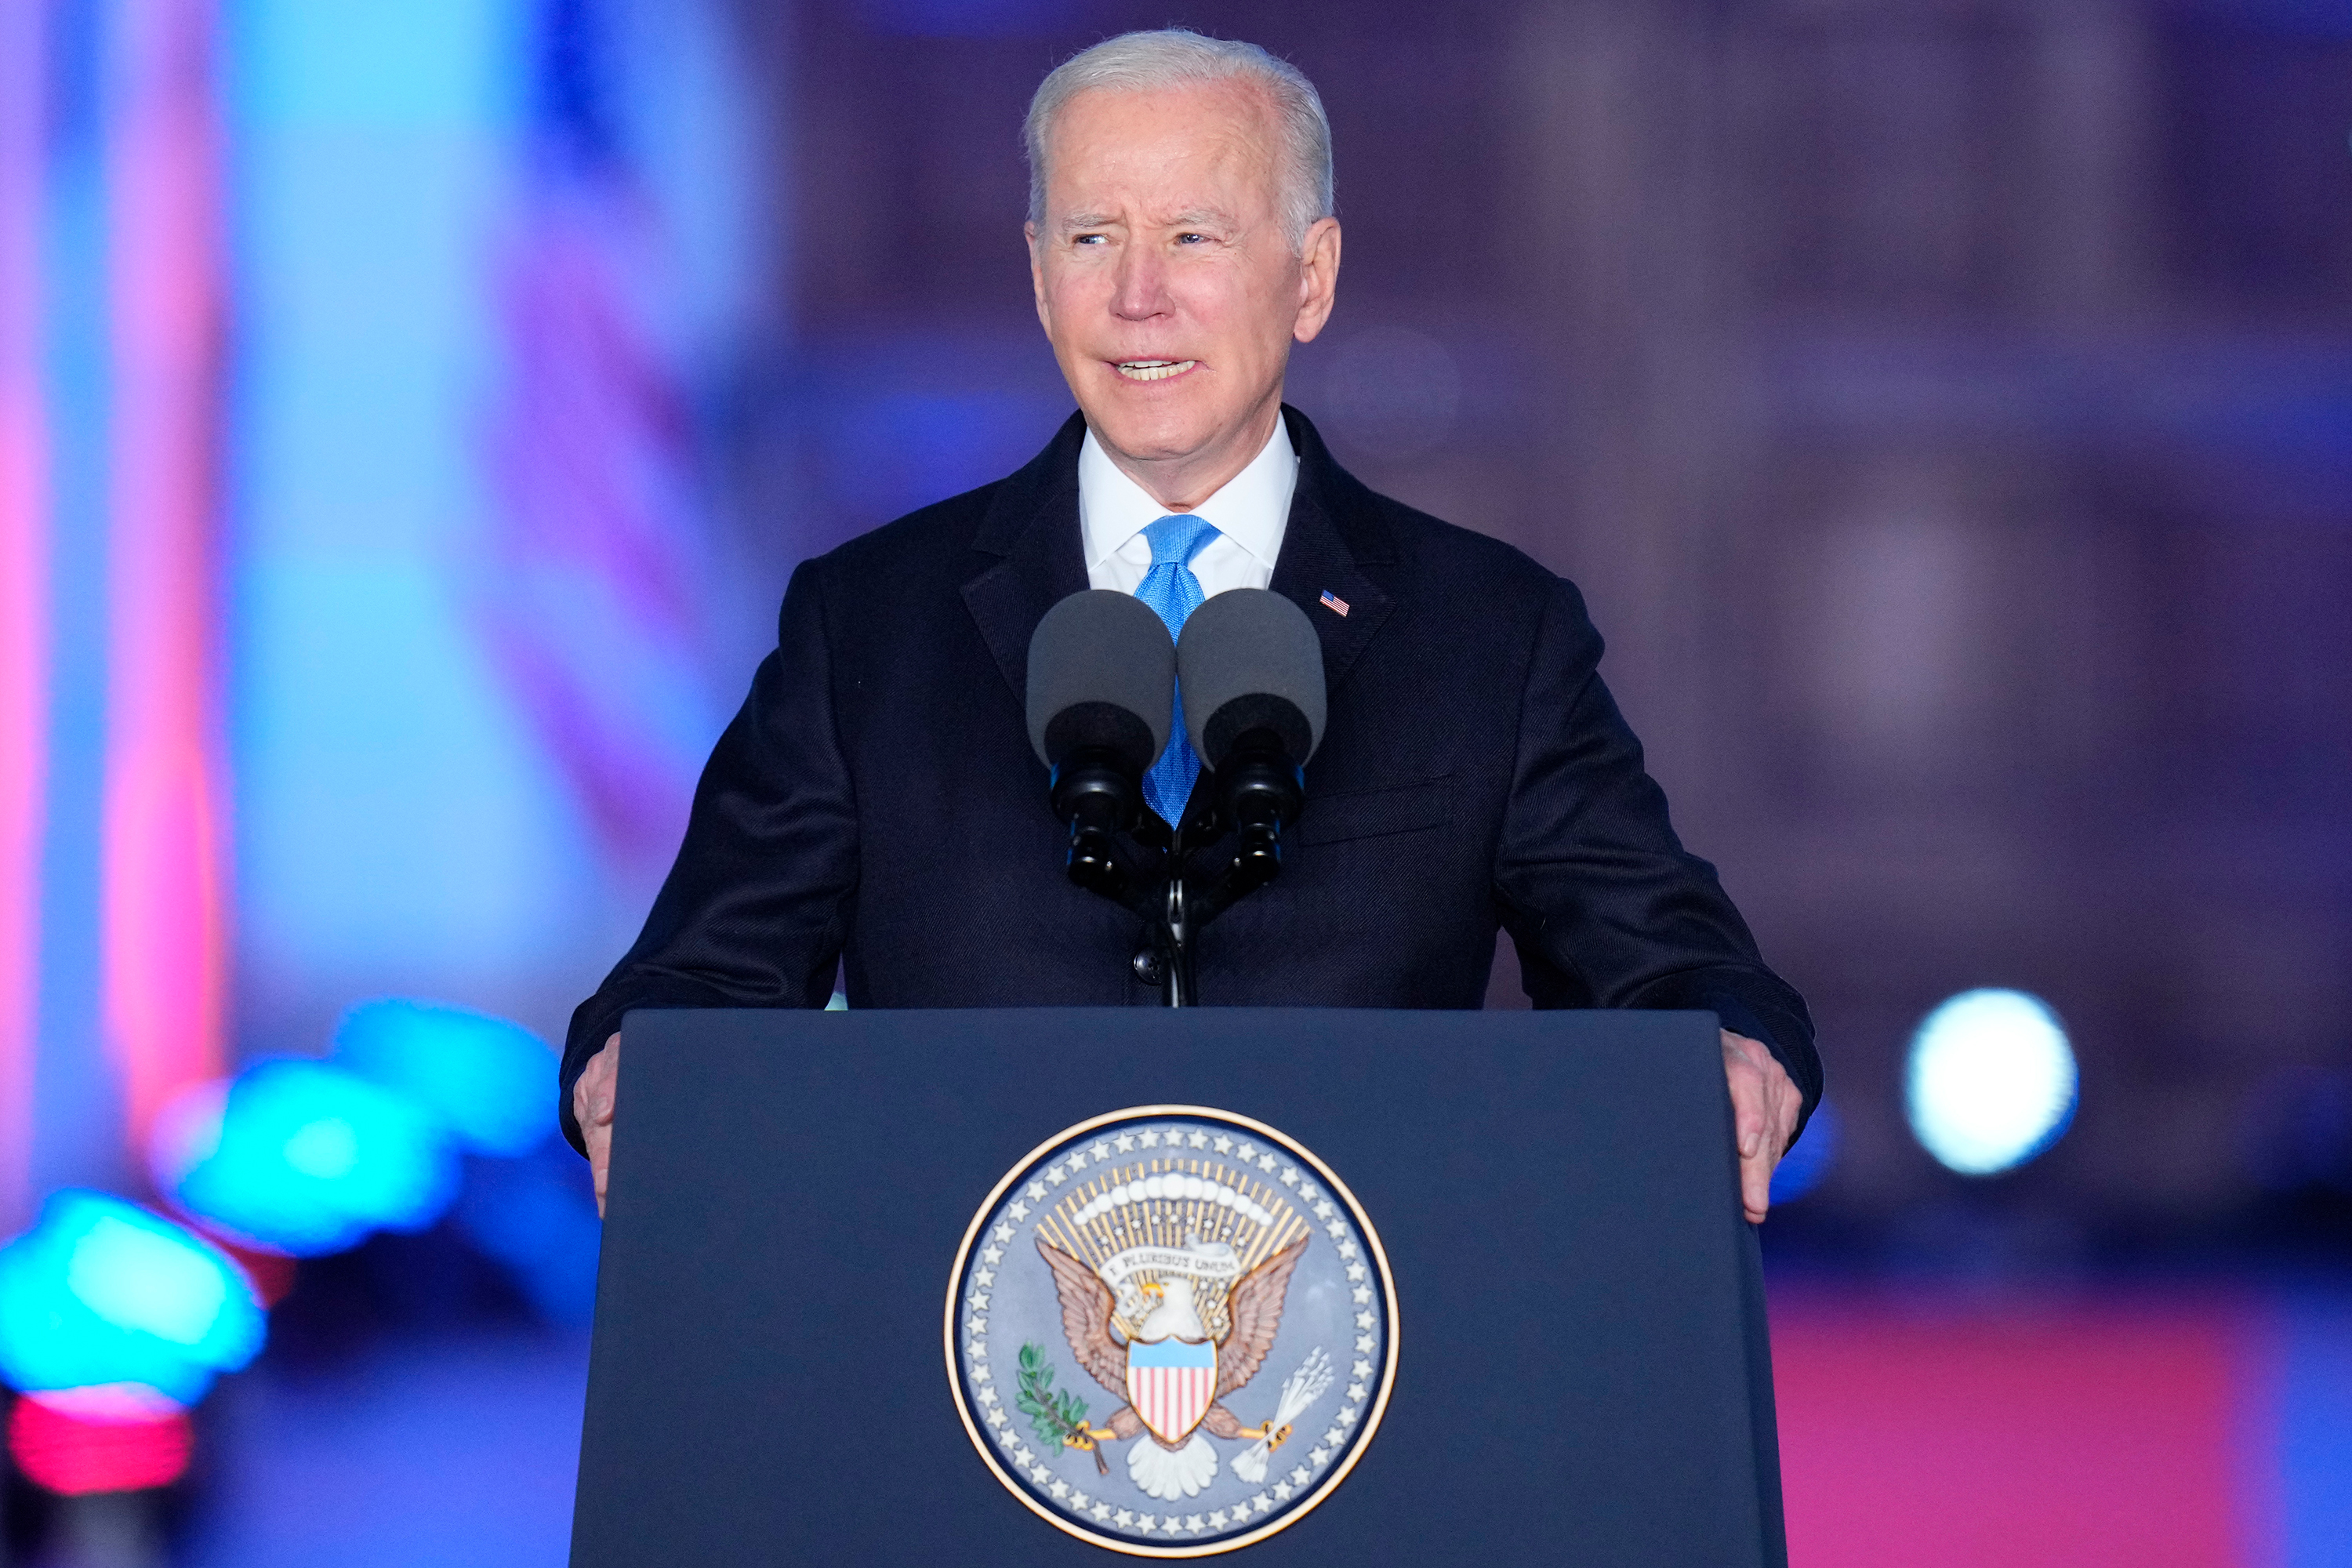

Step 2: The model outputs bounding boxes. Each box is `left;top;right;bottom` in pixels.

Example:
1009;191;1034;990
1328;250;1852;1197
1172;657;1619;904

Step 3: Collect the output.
564;30;1817;1221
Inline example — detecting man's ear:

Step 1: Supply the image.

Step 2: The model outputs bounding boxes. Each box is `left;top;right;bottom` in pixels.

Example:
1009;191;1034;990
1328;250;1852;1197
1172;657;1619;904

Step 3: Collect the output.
1292;216;1342;344
1027;222;1052;332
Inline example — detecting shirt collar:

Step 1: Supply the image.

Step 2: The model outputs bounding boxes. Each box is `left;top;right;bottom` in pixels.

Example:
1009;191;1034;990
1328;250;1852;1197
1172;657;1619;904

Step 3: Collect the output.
1078;416;1298;572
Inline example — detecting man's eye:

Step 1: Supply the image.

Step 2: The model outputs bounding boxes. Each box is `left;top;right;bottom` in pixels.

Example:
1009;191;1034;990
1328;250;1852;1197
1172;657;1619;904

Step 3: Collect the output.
1073;233;1109;245
1176;233;1208;245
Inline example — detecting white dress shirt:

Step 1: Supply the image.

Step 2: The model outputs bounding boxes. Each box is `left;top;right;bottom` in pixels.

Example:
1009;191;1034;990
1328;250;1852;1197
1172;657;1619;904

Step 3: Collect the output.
1079;417;1296;597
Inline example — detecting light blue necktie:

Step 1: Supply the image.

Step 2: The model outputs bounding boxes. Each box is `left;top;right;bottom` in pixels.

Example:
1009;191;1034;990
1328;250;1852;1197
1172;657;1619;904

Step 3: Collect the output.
1134;514;1221;824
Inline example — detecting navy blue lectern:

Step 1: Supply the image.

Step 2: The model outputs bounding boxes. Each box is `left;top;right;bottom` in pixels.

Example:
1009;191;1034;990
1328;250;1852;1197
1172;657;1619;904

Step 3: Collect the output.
570;1008;1786;1566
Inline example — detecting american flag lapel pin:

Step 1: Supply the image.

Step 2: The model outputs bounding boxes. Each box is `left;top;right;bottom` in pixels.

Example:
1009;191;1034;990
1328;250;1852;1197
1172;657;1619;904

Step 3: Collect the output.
1319;589;1350;617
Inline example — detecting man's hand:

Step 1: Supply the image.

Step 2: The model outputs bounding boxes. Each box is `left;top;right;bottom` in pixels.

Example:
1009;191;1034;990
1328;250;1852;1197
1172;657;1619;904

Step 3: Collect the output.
1722;1029;1800;1225
573;1034;620;1218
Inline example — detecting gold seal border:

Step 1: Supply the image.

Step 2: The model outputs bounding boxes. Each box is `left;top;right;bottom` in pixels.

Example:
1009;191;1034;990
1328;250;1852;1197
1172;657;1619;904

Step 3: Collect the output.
944;1104;1402;1559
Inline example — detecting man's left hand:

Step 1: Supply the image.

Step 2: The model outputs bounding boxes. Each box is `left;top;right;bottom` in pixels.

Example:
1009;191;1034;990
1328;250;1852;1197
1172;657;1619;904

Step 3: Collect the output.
1722;1029;1801;1225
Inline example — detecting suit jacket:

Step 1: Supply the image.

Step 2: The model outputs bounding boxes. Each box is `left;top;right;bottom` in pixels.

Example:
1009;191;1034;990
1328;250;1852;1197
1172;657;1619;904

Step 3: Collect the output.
560;408;1819;1150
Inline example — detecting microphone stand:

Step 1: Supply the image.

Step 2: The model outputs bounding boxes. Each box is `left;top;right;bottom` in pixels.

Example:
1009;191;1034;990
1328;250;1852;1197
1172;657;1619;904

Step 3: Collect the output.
1061;732;1302;1007
1160;873;1195;1007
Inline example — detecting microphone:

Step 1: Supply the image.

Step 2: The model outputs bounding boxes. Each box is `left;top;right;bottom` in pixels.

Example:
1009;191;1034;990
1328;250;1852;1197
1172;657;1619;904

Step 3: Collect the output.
1174;589;1325;891
1025;590;1176;896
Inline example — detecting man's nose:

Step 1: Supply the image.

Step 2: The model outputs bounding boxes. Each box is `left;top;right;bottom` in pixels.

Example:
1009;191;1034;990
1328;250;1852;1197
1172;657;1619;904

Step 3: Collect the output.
1111;249;1170;320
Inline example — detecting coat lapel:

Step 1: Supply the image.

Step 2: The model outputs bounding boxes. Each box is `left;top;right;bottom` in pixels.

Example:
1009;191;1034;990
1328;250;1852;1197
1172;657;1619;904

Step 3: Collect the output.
962;412;1091;706
1269;407;1396;695
960;406;1397;707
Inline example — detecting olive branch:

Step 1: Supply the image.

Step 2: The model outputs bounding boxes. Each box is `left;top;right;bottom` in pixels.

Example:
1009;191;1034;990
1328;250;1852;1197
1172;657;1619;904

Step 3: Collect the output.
1016;1341;1109;1475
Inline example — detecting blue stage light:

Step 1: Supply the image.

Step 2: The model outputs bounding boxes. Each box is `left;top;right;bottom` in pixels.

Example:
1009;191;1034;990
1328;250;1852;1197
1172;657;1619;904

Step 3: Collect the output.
0;1192;264;1403
1905;989;2078;1176
332;999;557;1158
1769;1100;1840;1204
156;1061;459;1256
67;1215;232;1348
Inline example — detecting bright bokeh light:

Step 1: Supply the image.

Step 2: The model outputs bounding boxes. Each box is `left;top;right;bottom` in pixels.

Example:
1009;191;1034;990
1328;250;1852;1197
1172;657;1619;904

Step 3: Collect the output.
332;1000;557;1158
282;1117;360;1178
9;1384;195;1494
153;1060;458;1257
0;1192;264;1404
66;1216;233;1348
1906;989;2078;1175
1769;1100;1840;1203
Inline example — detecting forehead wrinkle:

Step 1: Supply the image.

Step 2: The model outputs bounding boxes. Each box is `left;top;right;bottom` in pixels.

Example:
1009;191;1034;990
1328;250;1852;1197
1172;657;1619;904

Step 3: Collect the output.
1050;193;1249;238
1153;203;1240;230
1044;82;1287;230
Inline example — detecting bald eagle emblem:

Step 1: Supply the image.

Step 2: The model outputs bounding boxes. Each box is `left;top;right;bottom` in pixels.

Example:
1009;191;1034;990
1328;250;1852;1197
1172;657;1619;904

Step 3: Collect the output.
1039;1230;1311;1500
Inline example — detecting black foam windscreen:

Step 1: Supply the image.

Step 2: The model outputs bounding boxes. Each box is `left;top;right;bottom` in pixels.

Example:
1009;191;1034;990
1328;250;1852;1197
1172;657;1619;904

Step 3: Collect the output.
1025;590;1176;772
1200;692;1312;772
1174;589;1327;767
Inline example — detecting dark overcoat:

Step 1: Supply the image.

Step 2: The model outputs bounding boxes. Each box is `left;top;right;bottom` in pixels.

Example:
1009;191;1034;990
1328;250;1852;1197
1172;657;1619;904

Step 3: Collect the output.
561;408;1819;1150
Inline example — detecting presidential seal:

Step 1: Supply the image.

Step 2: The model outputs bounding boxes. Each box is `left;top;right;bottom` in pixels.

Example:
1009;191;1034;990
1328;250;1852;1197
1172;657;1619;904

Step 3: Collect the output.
946;1107;1398;1556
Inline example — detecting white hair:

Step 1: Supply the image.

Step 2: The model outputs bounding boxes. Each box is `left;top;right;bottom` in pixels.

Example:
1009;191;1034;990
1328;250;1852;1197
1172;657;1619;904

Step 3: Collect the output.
1023;29;1335;249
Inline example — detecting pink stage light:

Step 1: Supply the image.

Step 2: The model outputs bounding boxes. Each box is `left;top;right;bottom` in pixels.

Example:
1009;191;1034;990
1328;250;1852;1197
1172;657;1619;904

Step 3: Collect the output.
8;1384;195;1496
100;0;230;1144
1773;1292;2252;1567
0;0;49;1232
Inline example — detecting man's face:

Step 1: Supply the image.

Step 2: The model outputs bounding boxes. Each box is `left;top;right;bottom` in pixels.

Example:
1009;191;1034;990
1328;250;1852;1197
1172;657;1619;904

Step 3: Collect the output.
1029;82;1339;492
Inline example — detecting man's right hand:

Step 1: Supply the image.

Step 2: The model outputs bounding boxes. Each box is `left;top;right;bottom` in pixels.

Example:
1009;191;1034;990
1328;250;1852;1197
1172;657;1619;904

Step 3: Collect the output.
573;1034;620;1218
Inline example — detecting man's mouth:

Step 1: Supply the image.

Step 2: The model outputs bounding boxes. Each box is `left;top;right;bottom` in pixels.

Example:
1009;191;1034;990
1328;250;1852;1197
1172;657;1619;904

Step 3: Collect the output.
1113;359;1197;383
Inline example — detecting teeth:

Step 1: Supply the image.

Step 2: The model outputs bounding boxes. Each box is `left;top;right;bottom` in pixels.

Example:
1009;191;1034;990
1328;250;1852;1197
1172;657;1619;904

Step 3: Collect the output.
1116;360;1196;382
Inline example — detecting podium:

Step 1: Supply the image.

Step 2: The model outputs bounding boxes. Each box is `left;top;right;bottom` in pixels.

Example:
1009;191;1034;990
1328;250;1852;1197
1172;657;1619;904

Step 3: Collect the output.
570;1008;1787;1566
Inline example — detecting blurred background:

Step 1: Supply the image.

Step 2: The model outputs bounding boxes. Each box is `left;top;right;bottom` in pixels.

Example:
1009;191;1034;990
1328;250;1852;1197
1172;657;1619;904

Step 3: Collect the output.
2;0;2348;1563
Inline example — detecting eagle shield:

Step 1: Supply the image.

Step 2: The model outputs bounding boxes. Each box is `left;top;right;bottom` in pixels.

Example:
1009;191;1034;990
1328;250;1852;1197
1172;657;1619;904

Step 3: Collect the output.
1126;1336;1218;1445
